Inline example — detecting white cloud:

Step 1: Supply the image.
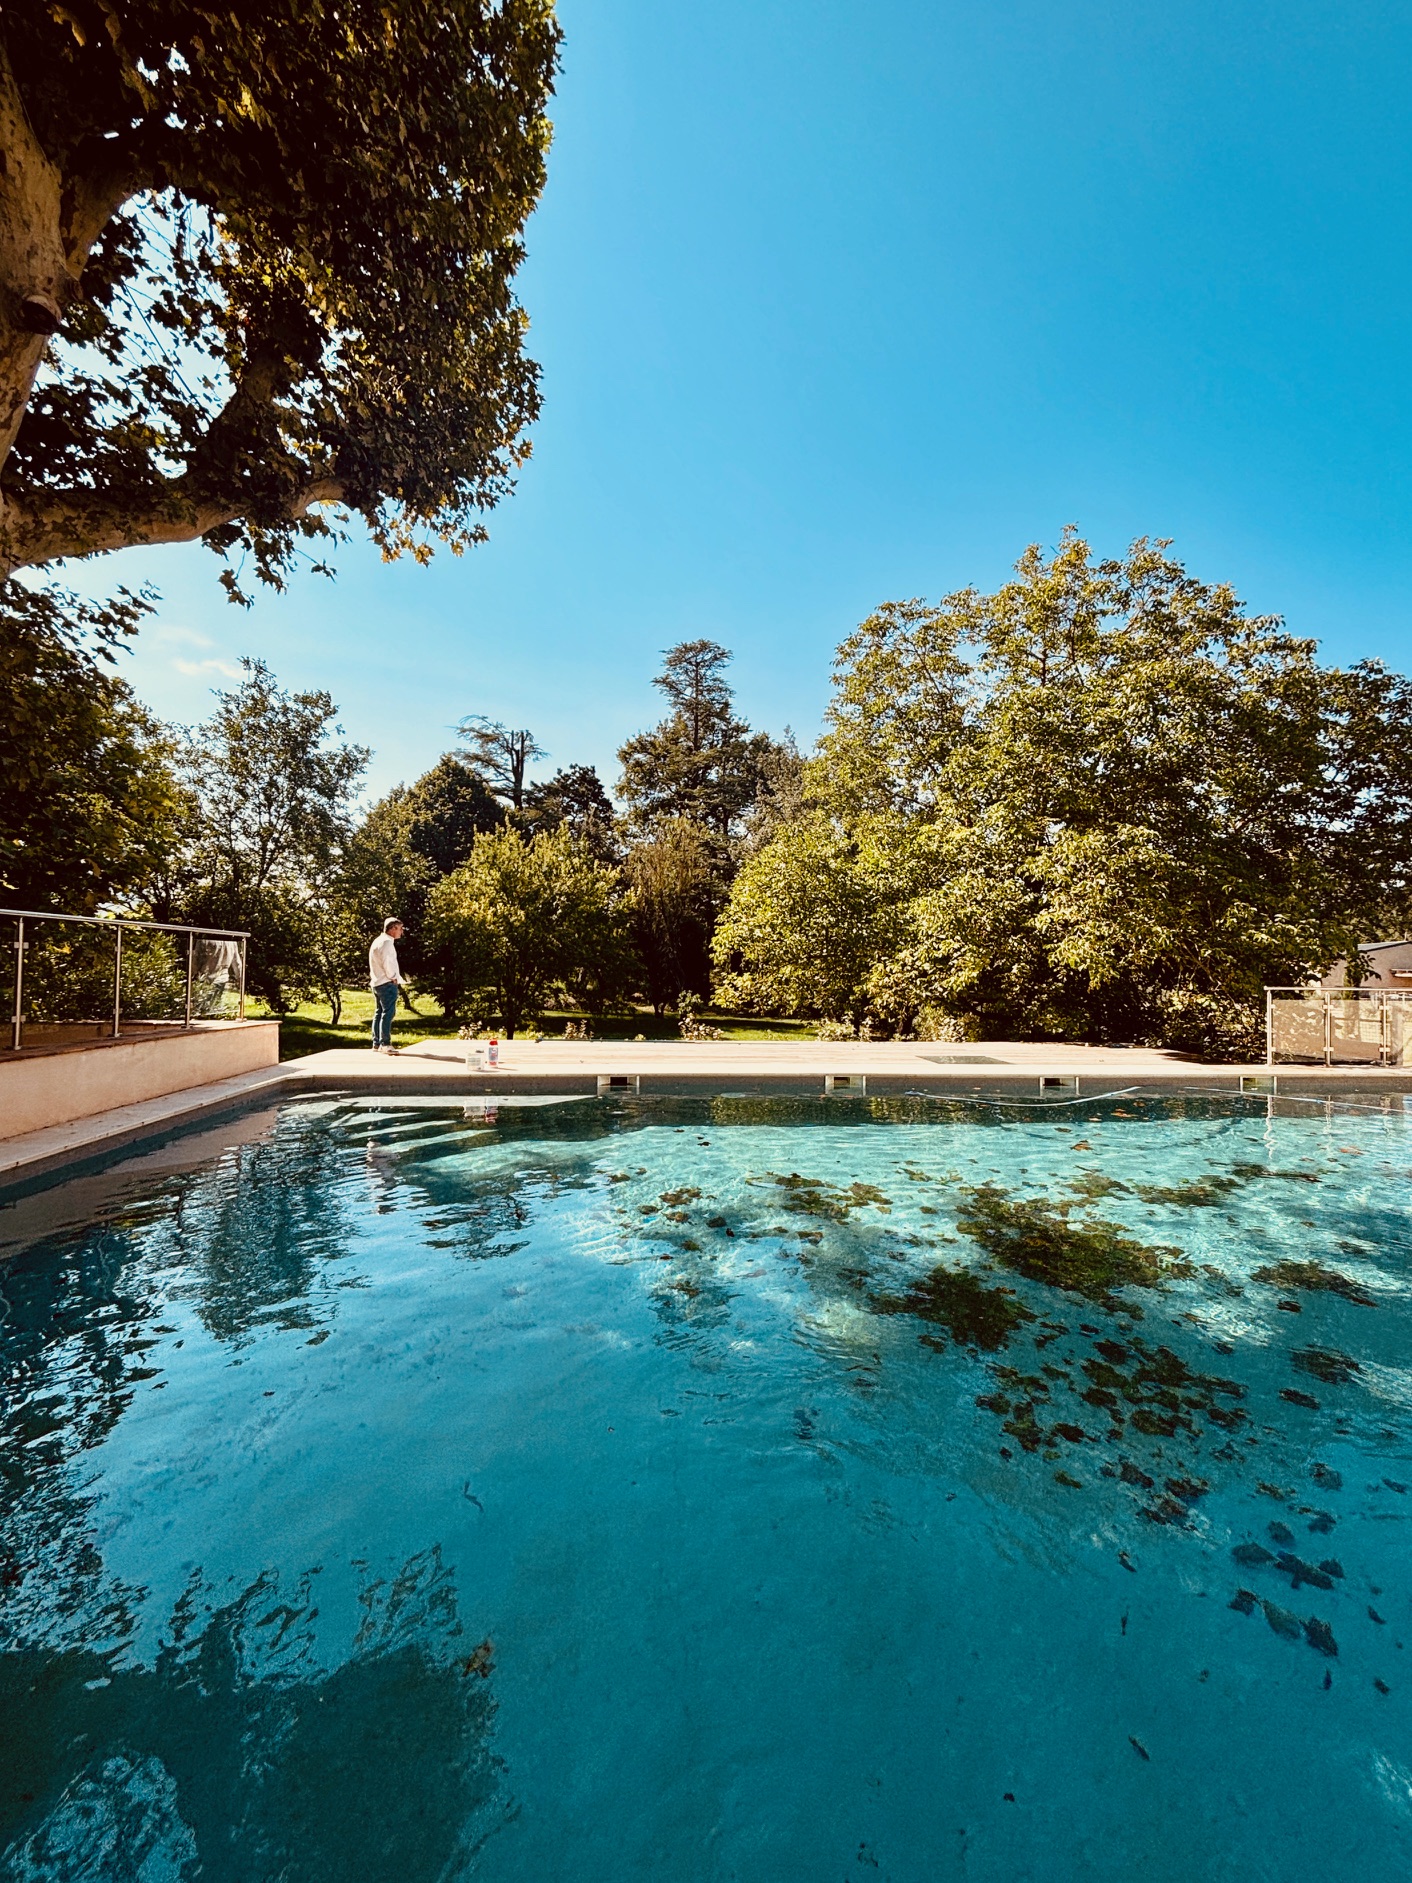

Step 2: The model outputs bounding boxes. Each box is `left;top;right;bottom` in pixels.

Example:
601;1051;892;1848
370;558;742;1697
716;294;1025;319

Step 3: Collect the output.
172;657;243;679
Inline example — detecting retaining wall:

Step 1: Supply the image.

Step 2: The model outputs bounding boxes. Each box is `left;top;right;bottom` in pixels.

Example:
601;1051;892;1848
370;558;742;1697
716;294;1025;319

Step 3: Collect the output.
0;1022;280;1140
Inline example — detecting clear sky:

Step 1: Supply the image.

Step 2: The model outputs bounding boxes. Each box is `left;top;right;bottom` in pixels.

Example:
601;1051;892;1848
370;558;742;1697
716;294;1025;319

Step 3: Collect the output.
68;0;1412;802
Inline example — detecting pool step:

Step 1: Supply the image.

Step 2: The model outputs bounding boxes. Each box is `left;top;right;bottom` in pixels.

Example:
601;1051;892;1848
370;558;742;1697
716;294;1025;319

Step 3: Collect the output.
346;1115;469;1146
373;1125;494;1161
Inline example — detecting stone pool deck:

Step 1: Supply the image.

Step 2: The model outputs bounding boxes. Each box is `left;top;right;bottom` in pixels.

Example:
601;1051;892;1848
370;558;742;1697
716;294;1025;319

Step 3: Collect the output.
1;1036;1409;1186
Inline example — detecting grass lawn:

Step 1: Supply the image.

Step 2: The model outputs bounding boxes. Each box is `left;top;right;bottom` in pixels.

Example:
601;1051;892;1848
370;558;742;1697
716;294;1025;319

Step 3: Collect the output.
248;990;816;1060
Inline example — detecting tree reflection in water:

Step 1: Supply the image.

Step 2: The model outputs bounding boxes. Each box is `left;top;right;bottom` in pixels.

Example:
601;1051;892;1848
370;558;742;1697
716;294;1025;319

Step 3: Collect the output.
0;1547;502;1881
0;1117;363;1646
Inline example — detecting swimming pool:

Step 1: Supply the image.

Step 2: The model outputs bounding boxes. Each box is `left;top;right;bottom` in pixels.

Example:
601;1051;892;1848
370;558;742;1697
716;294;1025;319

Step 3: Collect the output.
1;1090;1409;1881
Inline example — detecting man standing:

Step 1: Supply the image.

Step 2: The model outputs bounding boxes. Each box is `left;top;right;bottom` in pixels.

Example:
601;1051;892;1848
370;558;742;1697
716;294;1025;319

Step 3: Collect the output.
369;918;405;1053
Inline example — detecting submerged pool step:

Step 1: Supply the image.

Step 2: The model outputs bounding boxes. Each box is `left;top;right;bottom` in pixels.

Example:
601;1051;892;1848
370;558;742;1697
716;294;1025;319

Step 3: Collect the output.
374;1125;494;1161
337;1114;469;1146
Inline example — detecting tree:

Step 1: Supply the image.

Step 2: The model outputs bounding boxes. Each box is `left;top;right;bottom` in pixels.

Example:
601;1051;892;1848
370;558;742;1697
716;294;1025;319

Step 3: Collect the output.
523;763;618;858
617;640;777;839
0;2;560;592
301;890;367;1026
712;815;900;1021
623;819;720;1013
336;755;501;994
719;533;1412;1053
457;717;545;812
0;578;184;910
615;639;789;1009
741;729;805;851
176;659;368;1005
406;756;503;874
425;824;627;1034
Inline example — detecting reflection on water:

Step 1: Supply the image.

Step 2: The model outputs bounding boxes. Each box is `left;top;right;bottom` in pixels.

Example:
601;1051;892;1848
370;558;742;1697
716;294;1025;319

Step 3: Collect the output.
2;1092;1411;1879
0;1549;499;1883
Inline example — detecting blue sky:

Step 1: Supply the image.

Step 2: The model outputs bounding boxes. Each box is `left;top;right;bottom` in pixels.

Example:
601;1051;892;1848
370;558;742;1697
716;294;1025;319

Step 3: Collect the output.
72;0;1412;801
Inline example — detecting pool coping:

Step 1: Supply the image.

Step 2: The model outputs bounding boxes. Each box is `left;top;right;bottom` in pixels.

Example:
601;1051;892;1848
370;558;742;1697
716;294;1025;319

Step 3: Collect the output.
2;1046;1411;1191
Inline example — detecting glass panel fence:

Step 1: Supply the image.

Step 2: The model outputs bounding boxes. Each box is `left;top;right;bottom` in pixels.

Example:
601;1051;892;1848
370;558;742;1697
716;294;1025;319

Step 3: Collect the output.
1387;1002;1412;1070
1327;997;1385;1064
1268;990;1412;1067
3;912;246;1050
1269;996;1327;1063
14;917;121;1048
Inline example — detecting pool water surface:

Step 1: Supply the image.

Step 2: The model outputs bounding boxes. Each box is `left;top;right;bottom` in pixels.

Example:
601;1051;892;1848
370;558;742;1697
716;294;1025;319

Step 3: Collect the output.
1;1091;1410;1881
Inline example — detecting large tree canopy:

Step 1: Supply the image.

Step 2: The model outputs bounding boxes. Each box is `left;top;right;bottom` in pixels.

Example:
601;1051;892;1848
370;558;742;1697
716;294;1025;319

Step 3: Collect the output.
716;534;1412;1053
425;823;627;1034
0;0;560;593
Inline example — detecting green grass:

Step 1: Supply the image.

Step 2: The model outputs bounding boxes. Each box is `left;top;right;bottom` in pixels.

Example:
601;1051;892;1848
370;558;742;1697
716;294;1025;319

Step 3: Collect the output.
247;990;815;1060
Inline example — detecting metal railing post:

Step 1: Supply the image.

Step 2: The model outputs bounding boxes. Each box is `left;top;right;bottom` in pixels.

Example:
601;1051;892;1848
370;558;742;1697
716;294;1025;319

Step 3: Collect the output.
185;931;194;1028
1265;987;1273;1066
238;938;247;1019
1324;993;1331;1068
10;916;22;1051
112;924;123;1038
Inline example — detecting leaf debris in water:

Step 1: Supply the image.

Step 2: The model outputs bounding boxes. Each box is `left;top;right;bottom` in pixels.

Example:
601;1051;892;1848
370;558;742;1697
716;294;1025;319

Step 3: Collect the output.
874;1264;1035;1352
954;1185;1183;1304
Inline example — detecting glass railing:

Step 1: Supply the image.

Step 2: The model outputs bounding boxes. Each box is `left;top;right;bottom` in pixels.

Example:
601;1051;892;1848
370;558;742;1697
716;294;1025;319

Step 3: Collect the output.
1266;986;1412;1067
2;909;248;1053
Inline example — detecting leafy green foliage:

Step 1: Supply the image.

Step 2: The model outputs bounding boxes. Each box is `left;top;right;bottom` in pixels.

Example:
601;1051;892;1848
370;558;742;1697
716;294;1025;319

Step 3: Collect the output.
0;579;184;909
406;758;504;877
425;824;629;1033
712;813;902;1019
0;2;560;590
623;818;720;1012
717;533;1412;1050
615;640;792;1008
522;764;617;858
171;660;368;1005
335;756;502;994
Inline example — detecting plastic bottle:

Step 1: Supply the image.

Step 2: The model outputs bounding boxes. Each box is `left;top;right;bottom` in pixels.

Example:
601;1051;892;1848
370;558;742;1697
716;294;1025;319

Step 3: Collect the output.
488;1035;499;1067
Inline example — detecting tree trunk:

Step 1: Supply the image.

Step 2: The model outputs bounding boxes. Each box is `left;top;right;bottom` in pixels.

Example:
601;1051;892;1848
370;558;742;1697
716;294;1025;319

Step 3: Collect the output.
0;42;70;476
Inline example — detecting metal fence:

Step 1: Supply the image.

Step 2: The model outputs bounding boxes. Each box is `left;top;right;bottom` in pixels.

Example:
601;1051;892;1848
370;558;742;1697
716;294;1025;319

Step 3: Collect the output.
3;908;248;1053
1266;986;1412;1067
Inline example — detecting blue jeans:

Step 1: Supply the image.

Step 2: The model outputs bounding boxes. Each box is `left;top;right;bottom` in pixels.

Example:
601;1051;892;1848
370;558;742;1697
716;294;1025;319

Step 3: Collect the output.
372;981;399;1048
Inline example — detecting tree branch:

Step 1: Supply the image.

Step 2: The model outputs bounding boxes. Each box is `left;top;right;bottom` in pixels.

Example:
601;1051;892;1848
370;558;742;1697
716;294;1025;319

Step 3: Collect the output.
1;332;342;575
62;143;150;266
0;473;344;574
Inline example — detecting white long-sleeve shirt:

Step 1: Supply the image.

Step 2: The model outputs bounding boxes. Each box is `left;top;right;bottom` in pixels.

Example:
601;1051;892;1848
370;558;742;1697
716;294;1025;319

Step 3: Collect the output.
369;933;402;988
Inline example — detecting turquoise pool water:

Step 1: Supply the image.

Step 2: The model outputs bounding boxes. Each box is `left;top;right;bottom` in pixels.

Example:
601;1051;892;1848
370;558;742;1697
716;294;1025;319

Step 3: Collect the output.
1;1090;1410;1881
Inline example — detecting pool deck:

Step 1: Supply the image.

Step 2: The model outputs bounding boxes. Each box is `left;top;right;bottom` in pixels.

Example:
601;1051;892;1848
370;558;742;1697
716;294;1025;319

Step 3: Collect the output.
1;1036;1408;1187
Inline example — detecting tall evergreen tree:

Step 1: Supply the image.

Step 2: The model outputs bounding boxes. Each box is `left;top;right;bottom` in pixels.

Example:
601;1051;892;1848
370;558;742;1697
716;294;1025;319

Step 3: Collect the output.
523;764;618;858
617;641;777;840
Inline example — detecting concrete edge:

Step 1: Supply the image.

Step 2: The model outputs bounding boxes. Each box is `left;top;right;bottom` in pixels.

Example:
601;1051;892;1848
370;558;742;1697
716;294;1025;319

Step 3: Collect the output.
2;1055;1410;1192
